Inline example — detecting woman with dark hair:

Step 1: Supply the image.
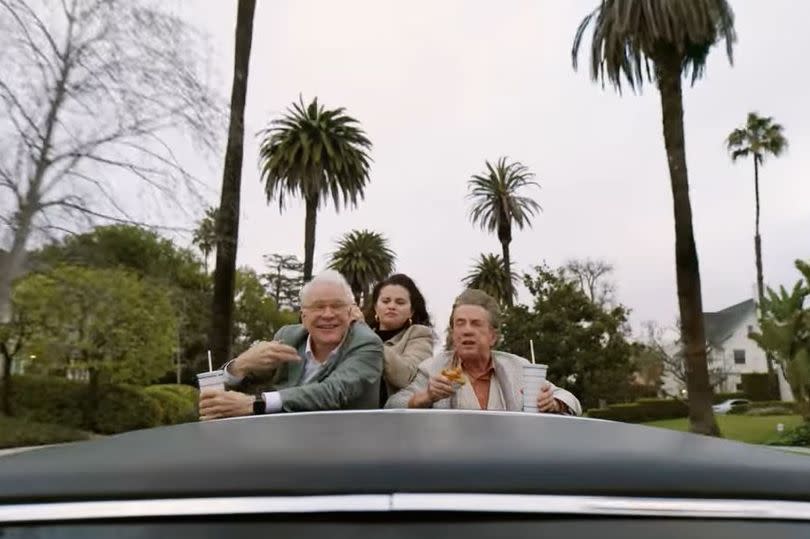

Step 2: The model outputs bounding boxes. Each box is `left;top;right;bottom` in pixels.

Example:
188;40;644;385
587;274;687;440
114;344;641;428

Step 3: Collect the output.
365;273;436;399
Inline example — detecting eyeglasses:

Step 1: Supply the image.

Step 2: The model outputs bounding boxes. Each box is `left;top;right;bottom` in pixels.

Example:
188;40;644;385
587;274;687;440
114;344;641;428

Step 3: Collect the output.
302;301;352;314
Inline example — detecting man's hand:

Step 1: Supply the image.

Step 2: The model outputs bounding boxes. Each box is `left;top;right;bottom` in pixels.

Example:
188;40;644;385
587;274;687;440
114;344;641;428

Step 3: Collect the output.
410;374;458;408
229;340;300;378
536;382;567;414
199;389;254;421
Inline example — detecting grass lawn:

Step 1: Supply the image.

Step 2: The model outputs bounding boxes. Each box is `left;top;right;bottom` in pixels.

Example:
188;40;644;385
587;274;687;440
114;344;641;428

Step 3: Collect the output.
644;414;804;445
0;415;92;449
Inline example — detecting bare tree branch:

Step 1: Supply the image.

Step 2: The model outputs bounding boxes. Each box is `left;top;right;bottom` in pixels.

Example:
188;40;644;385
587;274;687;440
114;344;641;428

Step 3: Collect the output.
0;0;223;322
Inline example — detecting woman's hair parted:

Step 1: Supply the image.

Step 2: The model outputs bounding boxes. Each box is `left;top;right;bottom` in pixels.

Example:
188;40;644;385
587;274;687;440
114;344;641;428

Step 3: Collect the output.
364;273;432;328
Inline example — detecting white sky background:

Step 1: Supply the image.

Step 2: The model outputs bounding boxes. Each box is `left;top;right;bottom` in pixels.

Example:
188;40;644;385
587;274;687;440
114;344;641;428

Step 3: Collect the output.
175;0;810;337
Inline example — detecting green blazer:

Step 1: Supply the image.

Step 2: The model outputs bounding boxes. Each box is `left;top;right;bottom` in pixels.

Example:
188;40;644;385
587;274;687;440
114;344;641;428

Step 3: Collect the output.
234;322;384;411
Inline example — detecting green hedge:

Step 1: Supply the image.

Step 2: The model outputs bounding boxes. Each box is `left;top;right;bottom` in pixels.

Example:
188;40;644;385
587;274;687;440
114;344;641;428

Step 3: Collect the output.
1;375;87;429
768;422;810;447
144;385;197;425
1;376;192;434
0;414;91;449
149;384;198;404
93;385;163;434
588;398;688;423
741;373;779;401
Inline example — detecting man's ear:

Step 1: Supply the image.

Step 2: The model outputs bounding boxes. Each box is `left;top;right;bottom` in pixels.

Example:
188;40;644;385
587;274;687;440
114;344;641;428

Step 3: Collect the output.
490;328;500;348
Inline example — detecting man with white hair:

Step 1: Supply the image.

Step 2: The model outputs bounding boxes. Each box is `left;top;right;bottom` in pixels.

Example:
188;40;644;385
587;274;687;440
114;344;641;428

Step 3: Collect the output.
199;270;383;419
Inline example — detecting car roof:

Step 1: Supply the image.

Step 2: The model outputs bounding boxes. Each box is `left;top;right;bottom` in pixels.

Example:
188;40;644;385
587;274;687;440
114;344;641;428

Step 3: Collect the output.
1;410;809;503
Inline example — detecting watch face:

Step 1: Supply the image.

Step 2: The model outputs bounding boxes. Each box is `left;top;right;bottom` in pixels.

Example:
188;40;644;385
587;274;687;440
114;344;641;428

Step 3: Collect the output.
253;397;264;415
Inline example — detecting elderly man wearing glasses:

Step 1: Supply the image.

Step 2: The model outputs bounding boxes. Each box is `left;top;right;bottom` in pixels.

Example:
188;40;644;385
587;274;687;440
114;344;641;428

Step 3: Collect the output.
199;270;383;419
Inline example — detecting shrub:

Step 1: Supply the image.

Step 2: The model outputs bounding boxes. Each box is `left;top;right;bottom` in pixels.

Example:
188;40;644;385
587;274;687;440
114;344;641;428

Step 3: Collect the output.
92;384;163;434
1;376;88;429
3;376;185;434
149;384;198;405
768;422;810;447
144;385;197;425
741;373;779;401
0;414;91;449
587;398;688;423
740;400;797;416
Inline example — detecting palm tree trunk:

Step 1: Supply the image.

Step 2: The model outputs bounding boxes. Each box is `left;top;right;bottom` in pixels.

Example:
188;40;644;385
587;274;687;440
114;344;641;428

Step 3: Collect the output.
209;0;256;366
656;57;719;437
753;157;773;374
303;195;318;282
499;226;514;307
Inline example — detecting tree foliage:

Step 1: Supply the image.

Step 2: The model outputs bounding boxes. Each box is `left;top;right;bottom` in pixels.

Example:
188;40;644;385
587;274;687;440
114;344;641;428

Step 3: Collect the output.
749;260;810;409
467;157;540;305
500;264;635;410
0;0;222;324
14;265;177;385
192;206;219;273
258;96;372;281
463;253;518;307
233;268;298;356
328;230;396;305
563;258;616;307
262;253;304;311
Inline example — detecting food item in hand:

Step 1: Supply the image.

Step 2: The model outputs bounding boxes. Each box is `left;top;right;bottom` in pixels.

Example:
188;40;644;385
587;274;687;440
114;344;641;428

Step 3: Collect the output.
441;366;466;385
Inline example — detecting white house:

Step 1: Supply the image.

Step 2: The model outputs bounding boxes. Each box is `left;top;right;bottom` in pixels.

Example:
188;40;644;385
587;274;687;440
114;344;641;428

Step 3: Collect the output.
661;299;793;401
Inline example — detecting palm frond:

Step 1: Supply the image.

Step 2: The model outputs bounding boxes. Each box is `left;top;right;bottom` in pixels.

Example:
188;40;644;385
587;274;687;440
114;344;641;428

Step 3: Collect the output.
572;0;736;92
327;229;396;302
462;253;518;306
257;96;373;213
727;111;788;165
467;156;541;235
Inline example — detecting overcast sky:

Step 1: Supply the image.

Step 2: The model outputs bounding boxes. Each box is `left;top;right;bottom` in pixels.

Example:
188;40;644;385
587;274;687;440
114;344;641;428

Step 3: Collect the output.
177;0;809;336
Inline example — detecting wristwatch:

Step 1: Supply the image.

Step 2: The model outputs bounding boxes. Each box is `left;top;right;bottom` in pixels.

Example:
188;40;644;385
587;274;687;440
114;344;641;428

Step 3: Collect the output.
252;394;266;415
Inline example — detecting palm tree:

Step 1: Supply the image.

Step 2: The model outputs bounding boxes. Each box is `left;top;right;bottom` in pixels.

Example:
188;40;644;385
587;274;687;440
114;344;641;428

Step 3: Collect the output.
192;206;218;273
258;97;372;282
467;157;540;306
328;230;395;305
463;253;518;307
572;0;736;436
209;0;256;366
727;113;788;370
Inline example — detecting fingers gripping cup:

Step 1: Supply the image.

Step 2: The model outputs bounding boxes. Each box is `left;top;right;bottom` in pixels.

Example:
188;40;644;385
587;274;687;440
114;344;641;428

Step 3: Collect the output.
197;369;227;392
522;363;548;413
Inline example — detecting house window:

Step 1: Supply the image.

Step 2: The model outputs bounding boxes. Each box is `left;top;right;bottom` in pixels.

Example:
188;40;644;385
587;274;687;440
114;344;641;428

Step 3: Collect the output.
734;349;746;364
747;325;754;335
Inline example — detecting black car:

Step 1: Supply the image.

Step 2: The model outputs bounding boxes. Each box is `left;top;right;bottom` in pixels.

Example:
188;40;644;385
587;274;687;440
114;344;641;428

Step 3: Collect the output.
1;410;810;538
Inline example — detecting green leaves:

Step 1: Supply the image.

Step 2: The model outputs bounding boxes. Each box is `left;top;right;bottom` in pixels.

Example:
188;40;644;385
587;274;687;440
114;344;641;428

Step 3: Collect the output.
572;0;737;92
467;157;541;235
500;264;635;409
13;265;178;386
328;230;396;305
751;260;810;403
463;253;518;307
258;95;372;213
727;112;788;164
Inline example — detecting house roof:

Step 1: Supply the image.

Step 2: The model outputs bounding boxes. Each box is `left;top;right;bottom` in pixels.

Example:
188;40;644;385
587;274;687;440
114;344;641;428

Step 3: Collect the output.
704;299;755;346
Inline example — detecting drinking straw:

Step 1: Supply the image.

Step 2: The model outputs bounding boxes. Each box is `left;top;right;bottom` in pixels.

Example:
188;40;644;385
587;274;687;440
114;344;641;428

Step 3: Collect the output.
530;340;536;364
207;350;213;372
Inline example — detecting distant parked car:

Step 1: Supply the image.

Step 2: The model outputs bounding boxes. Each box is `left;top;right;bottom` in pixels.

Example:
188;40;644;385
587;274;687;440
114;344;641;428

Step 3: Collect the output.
713;398;752;415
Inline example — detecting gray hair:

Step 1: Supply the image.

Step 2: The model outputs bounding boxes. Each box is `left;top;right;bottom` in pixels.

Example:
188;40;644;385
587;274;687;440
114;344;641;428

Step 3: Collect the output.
451;288;501;328
444;288;502;350
300;269;354;305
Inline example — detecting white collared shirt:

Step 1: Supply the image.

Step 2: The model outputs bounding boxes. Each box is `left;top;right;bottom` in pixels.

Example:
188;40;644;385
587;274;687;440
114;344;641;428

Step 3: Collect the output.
224;336;340;413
